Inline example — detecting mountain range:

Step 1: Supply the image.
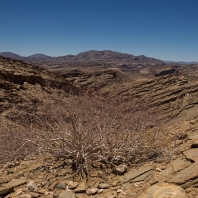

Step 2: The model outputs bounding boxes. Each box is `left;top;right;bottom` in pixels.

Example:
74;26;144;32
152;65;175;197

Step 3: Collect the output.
0;50;164;65
165;60;198;65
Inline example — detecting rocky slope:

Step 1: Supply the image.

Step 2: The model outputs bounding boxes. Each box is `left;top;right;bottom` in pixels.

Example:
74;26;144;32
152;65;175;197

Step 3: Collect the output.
0;56;78;122
1;56;198;197
54;63;198;123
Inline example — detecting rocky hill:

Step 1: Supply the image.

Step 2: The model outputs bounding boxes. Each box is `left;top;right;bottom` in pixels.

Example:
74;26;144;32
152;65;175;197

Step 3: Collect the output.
51;62;198;123
1;55;198;124
0;56;78;122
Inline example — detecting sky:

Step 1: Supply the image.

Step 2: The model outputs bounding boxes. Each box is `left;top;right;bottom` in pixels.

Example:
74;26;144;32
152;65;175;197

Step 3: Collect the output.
0;0;198;61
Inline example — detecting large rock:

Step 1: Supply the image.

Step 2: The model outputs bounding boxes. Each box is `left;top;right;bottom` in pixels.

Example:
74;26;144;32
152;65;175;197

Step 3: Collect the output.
183;148;198;162
27;180;38;192
119;164;154;184
139;183;187;198
168;162;198;185
0;177;26;195
113;164;127;175
170;158;191;172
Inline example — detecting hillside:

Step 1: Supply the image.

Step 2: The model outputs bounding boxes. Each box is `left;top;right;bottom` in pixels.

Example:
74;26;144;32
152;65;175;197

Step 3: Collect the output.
0;56;198;198
0;56;78;123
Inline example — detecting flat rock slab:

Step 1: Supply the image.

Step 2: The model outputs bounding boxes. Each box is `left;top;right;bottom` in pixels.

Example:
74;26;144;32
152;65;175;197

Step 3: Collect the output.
74;182;86;193
0;177;26;195
168;162;198;185
183;148;198;162
188;134;198;140
159;164;173;178
170;158;191;172
139;183;187;198
132;170;153;182
119;164;154;184
58;190;75;198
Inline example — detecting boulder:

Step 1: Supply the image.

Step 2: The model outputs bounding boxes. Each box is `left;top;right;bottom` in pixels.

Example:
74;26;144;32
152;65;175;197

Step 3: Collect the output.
27;180;38;192
113;164;127;175
139;183;187;198
86;188;98;195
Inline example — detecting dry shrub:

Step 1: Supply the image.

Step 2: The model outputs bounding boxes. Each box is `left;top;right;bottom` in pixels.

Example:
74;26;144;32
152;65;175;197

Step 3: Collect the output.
30;94;171;176
0;93;173;176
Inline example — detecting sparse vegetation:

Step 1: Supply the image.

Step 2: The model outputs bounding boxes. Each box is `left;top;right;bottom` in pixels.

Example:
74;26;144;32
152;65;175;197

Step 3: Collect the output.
0;93;174;178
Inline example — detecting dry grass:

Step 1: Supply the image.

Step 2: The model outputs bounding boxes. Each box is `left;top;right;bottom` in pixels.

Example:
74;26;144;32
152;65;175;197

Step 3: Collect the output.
0;122;39;162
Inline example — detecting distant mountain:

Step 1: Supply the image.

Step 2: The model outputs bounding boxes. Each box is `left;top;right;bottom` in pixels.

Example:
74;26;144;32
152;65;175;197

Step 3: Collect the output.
165;60;198;65
0;50;164;65
177;61;198;65
0;52;23;60
57;50;164;64
27;54;52;59
0;52;52;60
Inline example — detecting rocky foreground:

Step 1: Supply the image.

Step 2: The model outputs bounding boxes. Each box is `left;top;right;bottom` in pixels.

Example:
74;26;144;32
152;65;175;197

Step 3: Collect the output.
0;118;198;198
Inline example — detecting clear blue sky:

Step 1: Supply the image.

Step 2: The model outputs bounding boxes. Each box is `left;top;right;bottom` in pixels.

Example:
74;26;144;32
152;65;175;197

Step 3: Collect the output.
0;0;198;61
